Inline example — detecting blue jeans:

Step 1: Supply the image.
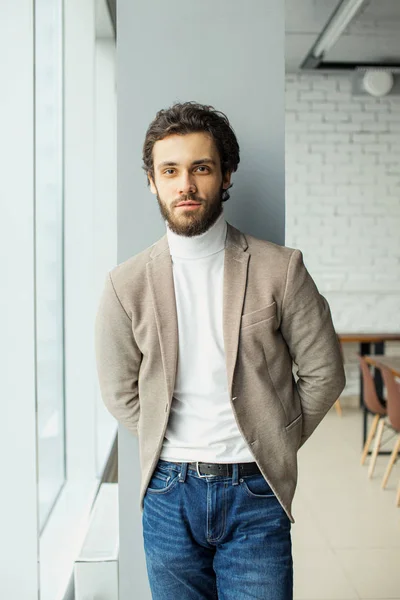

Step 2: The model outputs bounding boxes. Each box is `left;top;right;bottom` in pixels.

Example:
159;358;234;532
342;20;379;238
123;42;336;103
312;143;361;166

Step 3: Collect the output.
142;459;293;599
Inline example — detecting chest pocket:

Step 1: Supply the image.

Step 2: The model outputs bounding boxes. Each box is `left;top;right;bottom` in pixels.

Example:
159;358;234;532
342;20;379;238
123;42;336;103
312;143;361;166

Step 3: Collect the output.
241;301;276;329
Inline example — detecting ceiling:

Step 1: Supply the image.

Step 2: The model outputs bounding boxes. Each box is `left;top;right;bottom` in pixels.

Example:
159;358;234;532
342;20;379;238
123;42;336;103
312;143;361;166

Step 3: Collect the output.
105;0;400;72
286;0;400;72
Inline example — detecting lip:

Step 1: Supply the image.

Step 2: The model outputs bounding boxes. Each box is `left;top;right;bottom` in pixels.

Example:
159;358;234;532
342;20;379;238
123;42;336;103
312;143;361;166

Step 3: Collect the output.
176;203;201;210
176;202;201;207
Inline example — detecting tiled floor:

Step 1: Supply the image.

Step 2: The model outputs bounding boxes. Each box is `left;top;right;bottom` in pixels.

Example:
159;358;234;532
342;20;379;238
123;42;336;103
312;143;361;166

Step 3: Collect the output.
292;403;400;600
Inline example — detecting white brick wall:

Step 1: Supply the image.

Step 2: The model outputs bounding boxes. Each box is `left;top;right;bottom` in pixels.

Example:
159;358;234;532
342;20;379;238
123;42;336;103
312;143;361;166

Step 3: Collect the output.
285;73;400;395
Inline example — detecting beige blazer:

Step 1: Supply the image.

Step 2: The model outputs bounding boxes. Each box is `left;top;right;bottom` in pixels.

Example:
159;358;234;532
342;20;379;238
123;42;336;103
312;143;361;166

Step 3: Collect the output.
95;223;345;522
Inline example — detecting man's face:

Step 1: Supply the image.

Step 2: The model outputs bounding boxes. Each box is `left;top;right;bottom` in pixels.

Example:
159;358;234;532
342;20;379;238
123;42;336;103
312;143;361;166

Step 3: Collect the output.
148;132;231;237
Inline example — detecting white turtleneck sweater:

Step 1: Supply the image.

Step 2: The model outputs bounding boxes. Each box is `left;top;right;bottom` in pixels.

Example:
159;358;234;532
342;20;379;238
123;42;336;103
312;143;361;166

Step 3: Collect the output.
159;211;254;463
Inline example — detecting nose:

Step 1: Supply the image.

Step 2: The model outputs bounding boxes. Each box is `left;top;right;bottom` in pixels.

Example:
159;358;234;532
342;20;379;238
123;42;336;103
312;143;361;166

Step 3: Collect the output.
178;171;197;196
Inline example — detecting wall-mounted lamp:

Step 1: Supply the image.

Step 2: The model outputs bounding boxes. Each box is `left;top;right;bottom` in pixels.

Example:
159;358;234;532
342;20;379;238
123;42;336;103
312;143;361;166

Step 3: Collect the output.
362;70;395;97
352;68;400;97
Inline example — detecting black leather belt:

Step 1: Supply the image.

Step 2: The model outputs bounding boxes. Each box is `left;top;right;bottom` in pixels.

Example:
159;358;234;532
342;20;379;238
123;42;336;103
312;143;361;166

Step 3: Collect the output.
163;460;261;477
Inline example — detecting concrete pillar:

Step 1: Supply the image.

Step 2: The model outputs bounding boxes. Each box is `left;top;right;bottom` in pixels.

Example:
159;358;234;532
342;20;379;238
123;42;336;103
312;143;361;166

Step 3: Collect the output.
117;2;285;596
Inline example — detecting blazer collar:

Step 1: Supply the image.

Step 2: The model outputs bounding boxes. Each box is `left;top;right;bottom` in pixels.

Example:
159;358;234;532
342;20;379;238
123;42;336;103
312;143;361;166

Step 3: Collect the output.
149;221;248;259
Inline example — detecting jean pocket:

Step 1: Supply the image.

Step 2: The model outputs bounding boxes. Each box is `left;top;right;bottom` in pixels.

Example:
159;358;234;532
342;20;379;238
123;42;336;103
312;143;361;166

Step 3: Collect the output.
146;467;180;495
240;473;275;499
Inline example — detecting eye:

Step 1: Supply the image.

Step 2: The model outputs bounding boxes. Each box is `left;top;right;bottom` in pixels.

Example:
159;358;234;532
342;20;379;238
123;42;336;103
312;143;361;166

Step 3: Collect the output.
164;169;175;175
195;166;210;173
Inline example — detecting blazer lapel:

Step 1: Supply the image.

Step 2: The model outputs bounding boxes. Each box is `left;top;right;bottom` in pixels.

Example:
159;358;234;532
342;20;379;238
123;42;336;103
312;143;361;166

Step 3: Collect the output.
223;223;249;395
146;237;179;405
146;222;249;403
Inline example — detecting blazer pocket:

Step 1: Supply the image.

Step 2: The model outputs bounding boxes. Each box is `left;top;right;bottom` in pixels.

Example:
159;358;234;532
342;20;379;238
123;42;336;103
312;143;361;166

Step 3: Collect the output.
285;413;303;432
241;302;276;329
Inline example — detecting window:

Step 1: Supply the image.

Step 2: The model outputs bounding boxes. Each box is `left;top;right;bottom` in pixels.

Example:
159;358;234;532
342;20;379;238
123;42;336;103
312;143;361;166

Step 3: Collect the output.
35;0;65;532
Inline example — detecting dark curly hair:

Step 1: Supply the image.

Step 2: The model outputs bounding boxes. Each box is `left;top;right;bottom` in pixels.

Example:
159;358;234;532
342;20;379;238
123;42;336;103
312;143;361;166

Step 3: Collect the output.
142;101;240;202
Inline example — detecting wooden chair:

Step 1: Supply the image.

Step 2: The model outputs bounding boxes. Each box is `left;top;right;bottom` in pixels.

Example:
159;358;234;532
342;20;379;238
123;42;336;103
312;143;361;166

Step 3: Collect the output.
334;398;343;417
334;335;345;416
377;368;400;494
357;356;387;468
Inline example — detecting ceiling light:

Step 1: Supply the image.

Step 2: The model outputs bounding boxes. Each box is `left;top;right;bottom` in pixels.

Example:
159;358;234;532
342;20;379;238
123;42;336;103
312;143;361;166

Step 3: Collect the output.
312;0;368;59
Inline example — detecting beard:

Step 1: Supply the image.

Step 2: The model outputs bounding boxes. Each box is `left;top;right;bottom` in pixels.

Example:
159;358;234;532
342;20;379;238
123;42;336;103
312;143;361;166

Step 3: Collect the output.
155;185;224;237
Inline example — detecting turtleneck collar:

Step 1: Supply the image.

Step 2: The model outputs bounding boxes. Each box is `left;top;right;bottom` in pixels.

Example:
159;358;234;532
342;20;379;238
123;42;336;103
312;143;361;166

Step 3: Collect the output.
166;211;227;259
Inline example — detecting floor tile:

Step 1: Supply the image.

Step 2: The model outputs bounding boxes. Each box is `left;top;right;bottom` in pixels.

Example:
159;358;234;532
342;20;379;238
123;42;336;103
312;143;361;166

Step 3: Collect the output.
335;548;400;599
291;493;330;549
293;547;359;599
292;404;400;599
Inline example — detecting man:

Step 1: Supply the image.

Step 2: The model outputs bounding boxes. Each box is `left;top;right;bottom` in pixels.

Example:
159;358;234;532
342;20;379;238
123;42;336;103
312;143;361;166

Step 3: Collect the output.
95;101;346;599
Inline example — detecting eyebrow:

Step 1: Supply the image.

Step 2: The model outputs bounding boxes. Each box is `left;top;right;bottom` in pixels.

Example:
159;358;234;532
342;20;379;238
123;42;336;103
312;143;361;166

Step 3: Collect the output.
157;158;217;170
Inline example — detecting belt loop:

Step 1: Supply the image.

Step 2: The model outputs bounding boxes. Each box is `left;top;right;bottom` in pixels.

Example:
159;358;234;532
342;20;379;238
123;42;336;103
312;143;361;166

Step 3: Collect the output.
179;462;188;483
232;463;239;486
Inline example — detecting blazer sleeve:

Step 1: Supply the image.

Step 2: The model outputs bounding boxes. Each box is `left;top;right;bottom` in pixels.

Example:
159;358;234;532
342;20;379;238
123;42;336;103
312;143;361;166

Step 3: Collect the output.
280;249;346;448
94;272;142;437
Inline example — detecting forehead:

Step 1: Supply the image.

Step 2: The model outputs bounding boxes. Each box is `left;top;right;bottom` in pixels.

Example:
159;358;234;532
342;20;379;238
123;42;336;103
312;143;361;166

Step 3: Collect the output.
152;132;219;167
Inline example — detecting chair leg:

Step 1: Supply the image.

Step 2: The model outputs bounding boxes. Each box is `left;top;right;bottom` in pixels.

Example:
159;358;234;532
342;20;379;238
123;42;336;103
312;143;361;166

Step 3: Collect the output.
381;434;400;490
368;418;385;479
361;413;380;465
334;399;342;417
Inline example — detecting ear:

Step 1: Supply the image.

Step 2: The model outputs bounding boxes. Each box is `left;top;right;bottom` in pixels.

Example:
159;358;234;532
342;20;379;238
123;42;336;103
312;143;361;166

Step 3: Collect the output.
148;173;157;195
222;171;232;190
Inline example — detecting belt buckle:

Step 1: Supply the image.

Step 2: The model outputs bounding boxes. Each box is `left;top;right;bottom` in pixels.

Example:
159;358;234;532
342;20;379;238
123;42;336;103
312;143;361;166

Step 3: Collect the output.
196;461;210;478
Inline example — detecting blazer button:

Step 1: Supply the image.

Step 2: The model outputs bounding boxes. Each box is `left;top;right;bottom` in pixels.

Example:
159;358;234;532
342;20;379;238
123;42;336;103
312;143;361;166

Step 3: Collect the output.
232;396;238;402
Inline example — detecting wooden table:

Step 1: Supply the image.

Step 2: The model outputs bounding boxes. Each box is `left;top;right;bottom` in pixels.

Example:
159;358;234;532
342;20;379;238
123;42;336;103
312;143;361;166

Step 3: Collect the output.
338;334;400;447
339;334;400;345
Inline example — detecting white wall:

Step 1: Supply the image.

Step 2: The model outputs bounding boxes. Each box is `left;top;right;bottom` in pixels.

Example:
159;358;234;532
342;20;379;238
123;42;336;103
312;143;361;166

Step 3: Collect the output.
285;73;400;395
